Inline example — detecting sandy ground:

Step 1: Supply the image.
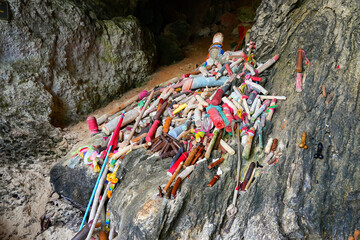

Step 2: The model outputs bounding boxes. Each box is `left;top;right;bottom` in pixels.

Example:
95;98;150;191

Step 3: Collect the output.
70;34;237;141
0;33;237;240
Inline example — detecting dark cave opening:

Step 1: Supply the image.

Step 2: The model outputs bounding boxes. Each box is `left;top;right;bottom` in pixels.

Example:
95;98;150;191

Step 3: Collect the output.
85;0;261;66
46;0;261;128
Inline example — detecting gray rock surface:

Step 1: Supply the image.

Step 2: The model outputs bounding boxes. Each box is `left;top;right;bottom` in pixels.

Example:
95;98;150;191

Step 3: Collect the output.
0;0;156;161
237;0;360;239
48;0;359;239
108;148;238;240
0;132;82;240
50;133;107;208
106;0;360;239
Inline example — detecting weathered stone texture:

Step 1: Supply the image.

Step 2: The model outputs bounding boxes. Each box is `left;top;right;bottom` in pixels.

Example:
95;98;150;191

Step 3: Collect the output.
49;0;359;239
107;1;360;239
0;0;156;160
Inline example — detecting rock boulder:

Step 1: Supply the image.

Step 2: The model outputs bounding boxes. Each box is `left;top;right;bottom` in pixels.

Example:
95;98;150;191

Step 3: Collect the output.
0;0;156;161
107;0;360;239
48;0;360;239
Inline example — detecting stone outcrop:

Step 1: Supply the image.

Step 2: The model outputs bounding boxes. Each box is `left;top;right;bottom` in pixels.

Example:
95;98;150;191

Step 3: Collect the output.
0;0;156;161
50;134;107;208
50;0;359;239
108;148;237;240
108;1;360;239
237;0;360;239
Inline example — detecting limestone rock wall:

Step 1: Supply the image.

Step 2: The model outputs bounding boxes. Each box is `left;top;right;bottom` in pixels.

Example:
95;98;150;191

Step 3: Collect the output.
106;0;359;239
239;0;360;238
0;0;156;160
47;0;359;239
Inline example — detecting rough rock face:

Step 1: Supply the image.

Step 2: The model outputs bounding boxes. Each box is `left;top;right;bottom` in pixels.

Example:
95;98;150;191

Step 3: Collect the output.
108;148;238;240
49;0;359;239
240;0;360;239
50;134;107;208
0;0;156;160
107;0;359;239
0;129;81;240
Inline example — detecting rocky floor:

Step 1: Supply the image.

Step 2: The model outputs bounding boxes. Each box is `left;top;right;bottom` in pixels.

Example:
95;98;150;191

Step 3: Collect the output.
0;130;80;240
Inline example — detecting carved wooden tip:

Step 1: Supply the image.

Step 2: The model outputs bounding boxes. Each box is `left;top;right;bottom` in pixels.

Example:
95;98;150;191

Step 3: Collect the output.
322;85;326;98
299;132;307;149
296;48;303;73
354;229;360;239
166;186;173;199
325;92;334;104
158;186;164;198
208;175;220;187
271;139;278;152
171;177;182;199
208;158;225;169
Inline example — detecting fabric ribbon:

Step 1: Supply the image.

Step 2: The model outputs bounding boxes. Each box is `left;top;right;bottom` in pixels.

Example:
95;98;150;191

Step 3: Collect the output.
206;105;230;127
223;103;234;115
241;112;248;121
241;125;254;136
240;84;247;94
241;126;248;133
246;129;255;136
208;42;223;51
265;104;277;113
72;145;93;157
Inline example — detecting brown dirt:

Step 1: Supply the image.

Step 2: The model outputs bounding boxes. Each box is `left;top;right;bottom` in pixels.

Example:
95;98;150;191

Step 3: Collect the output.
68;34;237;140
